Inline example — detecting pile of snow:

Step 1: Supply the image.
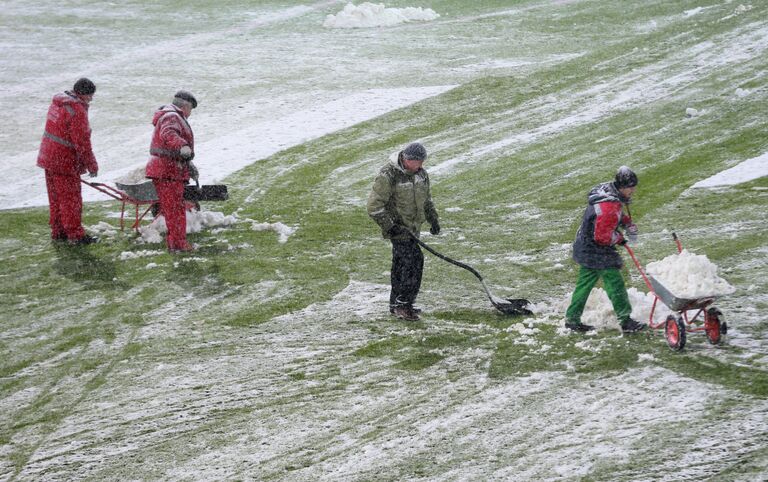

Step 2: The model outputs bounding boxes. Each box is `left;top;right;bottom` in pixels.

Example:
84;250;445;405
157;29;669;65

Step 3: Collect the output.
323;2;439;29
646;249;735;298
88;221;119;238
251;221;297;244
140;210;237;244
115;167;148;185
560;287;672;330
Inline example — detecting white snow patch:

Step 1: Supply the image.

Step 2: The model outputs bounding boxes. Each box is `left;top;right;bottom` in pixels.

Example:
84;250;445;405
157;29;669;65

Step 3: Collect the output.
734;87;750;97
645;249;736;298
88;221;119;238
323;3;439;29
691;152;768;188
638;353;656;362
445;207;463;213
3;87;454;210
119;250;164;261
251;221;297;244
139;210;237;244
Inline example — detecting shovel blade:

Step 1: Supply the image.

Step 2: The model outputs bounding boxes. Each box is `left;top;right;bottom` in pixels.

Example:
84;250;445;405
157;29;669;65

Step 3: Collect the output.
494;298;533;316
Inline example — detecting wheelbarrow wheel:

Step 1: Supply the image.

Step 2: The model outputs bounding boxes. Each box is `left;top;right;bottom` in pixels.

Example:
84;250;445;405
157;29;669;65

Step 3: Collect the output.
705;307;723;345
665;315;686;351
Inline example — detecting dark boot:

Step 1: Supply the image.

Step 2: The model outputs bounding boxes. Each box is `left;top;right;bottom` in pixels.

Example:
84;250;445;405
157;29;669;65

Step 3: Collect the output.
565;320;595;332
621;318;647;334
393;306;420;321
69;234;98;245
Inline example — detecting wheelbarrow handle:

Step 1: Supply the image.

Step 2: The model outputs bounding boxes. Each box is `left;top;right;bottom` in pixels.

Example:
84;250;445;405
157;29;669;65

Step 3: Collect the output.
672;232;683;253
623;243;655;292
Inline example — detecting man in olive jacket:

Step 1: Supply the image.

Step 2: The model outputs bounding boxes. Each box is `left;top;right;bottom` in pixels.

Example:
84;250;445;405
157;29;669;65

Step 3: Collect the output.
367;142;440;321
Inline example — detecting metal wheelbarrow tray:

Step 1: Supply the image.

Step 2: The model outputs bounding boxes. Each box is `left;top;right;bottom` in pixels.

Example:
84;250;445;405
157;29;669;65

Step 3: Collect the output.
83;179;228;231
115;181;229;203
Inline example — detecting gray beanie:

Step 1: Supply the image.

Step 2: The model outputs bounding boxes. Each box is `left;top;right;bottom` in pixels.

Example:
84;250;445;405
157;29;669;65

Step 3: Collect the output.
614;166;638;188
173;90;198;109
402;142;427;161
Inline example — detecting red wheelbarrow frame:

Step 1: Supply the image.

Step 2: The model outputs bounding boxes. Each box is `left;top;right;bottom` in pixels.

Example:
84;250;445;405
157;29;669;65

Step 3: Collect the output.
81;179;156;231
623;233;726;350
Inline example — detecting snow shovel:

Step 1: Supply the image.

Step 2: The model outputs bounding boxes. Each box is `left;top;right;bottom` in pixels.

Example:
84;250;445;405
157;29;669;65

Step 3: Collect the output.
407;232;532;316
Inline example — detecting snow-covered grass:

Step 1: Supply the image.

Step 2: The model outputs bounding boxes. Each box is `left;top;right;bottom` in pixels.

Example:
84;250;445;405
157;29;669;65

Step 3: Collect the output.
1;0;768;480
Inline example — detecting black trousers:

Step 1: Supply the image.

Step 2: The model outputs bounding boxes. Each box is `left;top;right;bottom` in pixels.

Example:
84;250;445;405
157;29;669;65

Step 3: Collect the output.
390;238;424;308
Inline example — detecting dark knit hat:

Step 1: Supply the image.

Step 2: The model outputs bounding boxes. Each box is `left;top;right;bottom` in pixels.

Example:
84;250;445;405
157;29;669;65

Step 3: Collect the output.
173;90;198;109
614;166;638;188
73;78;96;95
402;142;427;161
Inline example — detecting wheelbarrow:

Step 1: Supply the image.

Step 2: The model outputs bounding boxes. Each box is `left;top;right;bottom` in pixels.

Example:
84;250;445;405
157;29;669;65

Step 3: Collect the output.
623;233;727;351
82;178;228;231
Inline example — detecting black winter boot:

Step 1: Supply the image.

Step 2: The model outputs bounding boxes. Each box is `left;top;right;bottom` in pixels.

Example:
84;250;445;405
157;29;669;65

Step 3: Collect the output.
565;320;595;332
621;318;647;334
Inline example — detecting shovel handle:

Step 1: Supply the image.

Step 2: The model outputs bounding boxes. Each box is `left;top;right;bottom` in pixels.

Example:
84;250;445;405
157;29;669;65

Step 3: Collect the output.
407;231;484;282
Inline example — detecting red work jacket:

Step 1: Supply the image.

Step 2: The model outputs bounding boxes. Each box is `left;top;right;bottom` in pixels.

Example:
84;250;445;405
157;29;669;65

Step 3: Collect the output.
37;92;98;176
145;105;194;182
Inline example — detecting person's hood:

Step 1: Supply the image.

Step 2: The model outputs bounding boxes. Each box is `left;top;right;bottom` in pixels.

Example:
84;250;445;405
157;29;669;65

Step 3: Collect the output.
53;91;87;109
588;181;631;205
389;152;421;176
152;104;184;126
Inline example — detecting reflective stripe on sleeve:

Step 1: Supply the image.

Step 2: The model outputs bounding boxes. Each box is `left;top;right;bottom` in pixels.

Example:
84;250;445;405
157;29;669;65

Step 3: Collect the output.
43;131;74;148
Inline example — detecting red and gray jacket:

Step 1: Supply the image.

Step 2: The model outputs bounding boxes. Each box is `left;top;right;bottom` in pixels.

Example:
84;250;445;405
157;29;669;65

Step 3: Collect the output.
572;182;632;269
145;104;194;182
37;91;98;176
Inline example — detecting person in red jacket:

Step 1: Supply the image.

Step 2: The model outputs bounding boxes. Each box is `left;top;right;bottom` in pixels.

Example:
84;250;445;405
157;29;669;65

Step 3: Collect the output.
145;90;199;253
37;78;99;245
565;166;646;334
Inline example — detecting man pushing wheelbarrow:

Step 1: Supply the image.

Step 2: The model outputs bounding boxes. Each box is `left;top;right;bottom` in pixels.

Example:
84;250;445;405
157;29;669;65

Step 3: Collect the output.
564;166;647;334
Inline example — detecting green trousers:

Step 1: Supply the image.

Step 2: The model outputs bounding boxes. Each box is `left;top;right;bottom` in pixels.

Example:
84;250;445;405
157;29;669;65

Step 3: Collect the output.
565;266;632;324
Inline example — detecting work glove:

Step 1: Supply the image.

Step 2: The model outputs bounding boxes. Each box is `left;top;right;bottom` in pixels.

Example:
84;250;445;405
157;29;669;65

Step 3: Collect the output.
88;170;97;178
387;224;409;237
179;145;194;161
430;221;441;235
626;223;638;244
188;162;199;182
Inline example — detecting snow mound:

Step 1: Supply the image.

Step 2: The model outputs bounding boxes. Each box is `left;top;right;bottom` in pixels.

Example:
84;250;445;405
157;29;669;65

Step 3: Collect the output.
251;221;297;244
646;249;735;298
88;221;119;238
557;287;671;331
140;210;237;244
323;2;439;29
115;167;147;184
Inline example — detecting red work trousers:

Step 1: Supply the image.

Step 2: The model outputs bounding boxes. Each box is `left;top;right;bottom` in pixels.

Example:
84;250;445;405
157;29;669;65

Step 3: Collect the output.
44;170;85;240
152;179;188;251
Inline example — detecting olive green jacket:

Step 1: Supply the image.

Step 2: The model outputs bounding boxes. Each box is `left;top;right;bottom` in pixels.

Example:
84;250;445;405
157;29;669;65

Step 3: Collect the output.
367;157;439;240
